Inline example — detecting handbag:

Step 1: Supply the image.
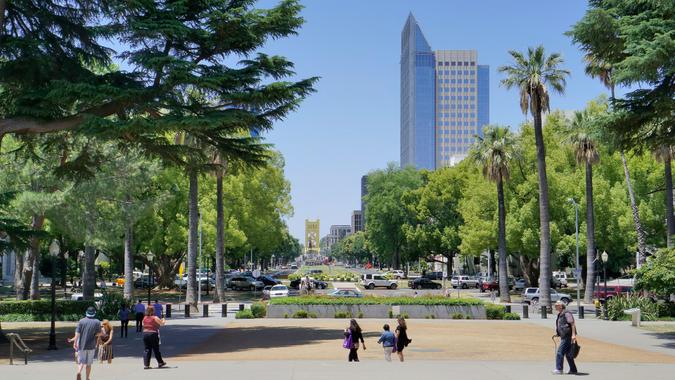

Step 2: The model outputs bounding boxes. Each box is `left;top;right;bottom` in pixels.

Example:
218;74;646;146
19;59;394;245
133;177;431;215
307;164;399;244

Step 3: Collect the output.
571;341;581;359
342;332;353;349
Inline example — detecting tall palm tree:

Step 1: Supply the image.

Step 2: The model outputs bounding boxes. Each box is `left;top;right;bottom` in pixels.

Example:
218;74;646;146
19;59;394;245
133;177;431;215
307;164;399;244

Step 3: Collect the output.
568;110;600;303
213;154;227;303
498;46;570;308
472;125;517;303
654;145;674;248
584;54;648;265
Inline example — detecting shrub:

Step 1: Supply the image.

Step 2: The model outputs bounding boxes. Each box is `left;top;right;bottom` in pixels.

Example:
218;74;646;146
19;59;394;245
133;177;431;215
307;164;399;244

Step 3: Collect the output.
657;302;675;318
251;302;267;318
451;312;464;319
307;312;318;318
292;310;309;318
503;312;521;320
606;294;658;321
388;310;394;318
269;295;482;306
357;312;364;319
283;313;289;319
485;304;506;320
235;309;255;319
98;291;126;320
334;311;352;318
0;300;94;316
396;313;409;319
465;315;472;320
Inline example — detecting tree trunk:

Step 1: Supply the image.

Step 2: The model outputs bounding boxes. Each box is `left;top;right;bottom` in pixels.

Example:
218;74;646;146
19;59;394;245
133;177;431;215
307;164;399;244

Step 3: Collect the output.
29;250;40;300
14;251;24;299
82;245;96;300
18;215;45;300
497;178;511;302
186;170;199;307
519;255;539;289
532;106;552;307
664;153;674;248
123;222;134;300
445;253;453;278
214;172;225;302
584;162;596;303
393;247;400;270
620;151;647;266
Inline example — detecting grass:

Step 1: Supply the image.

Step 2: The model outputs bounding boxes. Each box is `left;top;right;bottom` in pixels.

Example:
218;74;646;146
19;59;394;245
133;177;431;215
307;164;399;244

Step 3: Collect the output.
641;324;675;334
269;295;483;306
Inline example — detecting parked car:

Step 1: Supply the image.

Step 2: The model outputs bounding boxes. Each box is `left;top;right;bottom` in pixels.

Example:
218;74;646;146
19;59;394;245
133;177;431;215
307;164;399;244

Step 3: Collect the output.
256;275;281;286
451;275;480;289
309;269;323;274
480;279;499;293
408;277;442;289
593;285;634;300
361;273;398;290
522;287;572;306
114;277;125;286
423;271;444;280
269;285;290;298
553;271;568;287
71;293;102;301
288;278;328;290
388;270;406;279
290;264;298;270
513;278;527;291
229;276;264;291
134;275;157;289
328;289;363;298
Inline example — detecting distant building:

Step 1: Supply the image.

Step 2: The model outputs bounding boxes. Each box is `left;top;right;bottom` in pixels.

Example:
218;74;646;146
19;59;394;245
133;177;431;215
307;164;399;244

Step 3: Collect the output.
361;174;368;226
400;14;490;169
0;250;15;285
325;224;352;252
351;210;363;233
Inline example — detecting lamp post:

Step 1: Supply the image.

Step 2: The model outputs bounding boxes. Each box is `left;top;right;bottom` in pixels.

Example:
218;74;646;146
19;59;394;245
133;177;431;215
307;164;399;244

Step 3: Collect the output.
48;240;60;350
147;252;154;305
601;250;609;320
567;198;581;313
271;254;275;269
63;252;69;299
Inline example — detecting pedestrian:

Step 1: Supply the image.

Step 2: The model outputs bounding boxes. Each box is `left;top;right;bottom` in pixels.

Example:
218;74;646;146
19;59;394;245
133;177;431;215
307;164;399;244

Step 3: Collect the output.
345;319;365;362
395;316;410;362
553;300;578;375
377;324;396;362
118;303;130;338
73;306;101;380
142;305;167;369
98;319;114;364
153;299;163;318
134;300;145;332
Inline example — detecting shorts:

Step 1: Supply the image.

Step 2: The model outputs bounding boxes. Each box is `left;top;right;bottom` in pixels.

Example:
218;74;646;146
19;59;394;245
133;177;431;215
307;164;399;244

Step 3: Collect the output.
77;349;96;365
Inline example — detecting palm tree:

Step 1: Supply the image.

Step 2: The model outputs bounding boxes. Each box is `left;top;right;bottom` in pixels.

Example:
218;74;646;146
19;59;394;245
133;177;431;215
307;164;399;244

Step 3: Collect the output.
472;125;517;303
654;145;674;248
583;54;648;265
568;111;600;303
213;154;227;303
498;46;570;308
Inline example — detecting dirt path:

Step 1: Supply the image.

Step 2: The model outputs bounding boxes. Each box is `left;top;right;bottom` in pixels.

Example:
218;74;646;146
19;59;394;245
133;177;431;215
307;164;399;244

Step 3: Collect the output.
178;319;675;363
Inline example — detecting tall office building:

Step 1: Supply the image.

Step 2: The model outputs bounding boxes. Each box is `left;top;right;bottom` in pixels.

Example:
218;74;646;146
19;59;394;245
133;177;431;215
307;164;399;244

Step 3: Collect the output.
400;14;489;169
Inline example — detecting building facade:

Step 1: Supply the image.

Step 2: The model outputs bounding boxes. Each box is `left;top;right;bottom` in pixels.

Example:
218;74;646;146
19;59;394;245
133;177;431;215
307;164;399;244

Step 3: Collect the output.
325;224;352;252
400;14;490;169
351;210;363;233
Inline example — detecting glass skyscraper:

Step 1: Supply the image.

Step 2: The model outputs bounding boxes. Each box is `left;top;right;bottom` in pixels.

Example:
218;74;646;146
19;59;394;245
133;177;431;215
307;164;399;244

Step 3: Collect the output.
400;14;490;169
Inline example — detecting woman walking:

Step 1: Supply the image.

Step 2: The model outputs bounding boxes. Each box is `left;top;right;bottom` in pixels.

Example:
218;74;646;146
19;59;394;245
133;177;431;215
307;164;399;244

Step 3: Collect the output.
142;305;167;369
395;317;410;362
118;303;130;338
98;320;114;364
345;319;366;362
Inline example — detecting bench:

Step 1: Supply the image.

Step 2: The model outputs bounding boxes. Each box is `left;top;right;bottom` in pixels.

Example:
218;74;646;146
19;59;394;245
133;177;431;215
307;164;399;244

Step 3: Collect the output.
623;308;641;327
7;333;32;365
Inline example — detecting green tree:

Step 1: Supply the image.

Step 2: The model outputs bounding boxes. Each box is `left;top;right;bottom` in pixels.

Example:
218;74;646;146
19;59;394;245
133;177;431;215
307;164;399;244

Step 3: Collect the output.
567;111;600;302
634;248;675;299
498;46;570;307
471;125;518;302
653;146;674;248
365;164;422;269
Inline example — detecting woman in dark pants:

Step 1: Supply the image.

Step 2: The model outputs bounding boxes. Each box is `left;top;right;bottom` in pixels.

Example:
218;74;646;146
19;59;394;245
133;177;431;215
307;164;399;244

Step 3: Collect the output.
346;319;366;362
142;305;167;369
395;317;410;362
118;303;130;338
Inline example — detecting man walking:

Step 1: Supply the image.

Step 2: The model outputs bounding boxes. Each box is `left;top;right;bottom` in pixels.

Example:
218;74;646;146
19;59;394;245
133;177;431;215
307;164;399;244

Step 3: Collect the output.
153;300;163;318
553;300;579;375
73;306;101;380
134;300;146;332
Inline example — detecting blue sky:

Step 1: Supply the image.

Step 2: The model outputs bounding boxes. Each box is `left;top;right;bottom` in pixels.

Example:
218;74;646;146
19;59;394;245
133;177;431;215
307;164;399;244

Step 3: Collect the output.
257;0;612;241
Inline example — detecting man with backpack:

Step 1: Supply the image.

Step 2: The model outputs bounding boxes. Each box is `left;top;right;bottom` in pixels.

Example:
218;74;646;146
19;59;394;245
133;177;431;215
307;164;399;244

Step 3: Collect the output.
553;300;579;375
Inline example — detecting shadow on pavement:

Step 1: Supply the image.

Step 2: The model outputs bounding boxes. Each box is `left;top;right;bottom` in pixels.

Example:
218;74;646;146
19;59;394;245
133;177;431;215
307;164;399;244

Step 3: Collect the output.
644;332;675;350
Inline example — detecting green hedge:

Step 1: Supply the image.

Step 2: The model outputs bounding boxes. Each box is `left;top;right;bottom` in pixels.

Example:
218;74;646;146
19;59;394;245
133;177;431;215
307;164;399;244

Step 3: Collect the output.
251;302;267;318
0;300;94;317
269;295;482;306
235;309;254;319
485;304;506;320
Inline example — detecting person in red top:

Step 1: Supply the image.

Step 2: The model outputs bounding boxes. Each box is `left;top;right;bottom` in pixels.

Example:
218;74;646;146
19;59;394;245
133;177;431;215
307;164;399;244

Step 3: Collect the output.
142;305;167;369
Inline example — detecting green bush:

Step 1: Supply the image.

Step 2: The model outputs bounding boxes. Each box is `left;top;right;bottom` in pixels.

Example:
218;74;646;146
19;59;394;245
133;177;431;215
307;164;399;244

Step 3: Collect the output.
606;294;658;321
269;295;482;306
98;291;126;320
451;312;464;319
235;309;255;319
334;311;351;318
0;313;83;322
292;310;309;318
465;315;472;320
357;312;364;319
485;304;506;320
657;302;675;318
251;302;267;318
503;312;521;320
388;310;394;318
307;312;318;318
396;313;409;319
426;314;436;319
0;300;94;318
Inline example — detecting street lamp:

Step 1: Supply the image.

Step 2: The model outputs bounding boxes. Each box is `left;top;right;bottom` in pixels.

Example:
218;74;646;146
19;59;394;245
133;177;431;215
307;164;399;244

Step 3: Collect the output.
601;250;609;320
63;252;69;299
147;252;154;305
48;240;60;350
567;198;581;313
271;254;275;269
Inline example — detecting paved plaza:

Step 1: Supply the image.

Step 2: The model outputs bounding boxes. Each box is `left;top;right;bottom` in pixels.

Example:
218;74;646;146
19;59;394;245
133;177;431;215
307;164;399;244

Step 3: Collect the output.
2;317;674;379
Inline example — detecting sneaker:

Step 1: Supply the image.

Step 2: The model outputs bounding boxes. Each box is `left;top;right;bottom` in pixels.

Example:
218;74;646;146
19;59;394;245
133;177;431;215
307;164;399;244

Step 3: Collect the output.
158;362;167;368
551;369;563;375
568;370;578;375
144;366;151;370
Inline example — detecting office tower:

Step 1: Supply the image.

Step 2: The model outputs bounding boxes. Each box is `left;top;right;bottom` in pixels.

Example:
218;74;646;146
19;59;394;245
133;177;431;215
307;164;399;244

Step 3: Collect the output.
351;210;363;233
400;14;489;169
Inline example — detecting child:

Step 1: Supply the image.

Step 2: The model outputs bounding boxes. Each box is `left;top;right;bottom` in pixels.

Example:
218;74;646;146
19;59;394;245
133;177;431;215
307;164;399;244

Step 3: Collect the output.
66;334;78;363
377;324;396;361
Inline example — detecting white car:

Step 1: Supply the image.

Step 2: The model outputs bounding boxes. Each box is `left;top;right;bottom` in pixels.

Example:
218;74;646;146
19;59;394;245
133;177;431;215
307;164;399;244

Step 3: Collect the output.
513;278;527;291
71;293;103;301
361;273;398;289
451;275;480;289
553;271;568;287
388;270;406;279
328;289;363;298
269;285;289;298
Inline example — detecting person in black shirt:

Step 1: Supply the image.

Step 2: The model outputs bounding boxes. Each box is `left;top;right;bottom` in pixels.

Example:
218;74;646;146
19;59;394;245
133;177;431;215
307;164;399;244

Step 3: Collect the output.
395;317;410;362
345;319;366;362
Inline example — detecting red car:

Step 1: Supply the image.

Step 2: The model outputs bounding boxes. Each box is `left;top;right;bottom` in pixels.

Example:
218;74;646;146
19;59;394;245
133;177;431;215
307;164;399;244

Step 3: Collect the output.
593;285;633;300
481;279;499;292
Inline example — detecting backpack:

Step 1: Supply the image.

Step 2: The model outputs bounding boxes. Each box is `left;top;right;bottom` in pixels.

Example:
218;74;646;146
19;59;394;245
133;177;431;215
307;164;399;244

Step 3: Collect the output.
556;311;574;338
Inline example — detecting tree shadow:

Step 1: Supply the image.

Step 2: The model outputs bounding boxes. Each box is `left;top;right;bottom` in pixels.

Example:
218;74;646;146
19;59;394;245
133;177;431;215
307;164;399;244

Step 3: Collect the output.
643;331;675;350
